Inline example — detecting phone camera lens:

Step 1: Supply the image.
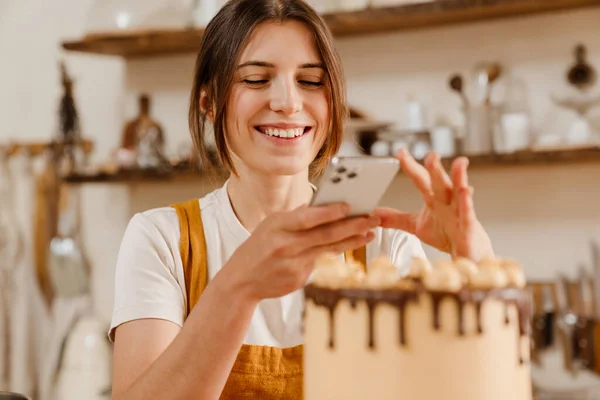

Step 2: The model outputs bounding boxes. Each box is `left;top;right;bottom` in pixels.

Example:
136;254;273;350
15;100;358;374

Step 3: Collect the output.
347;172;357;179
331;176;342;183
336;166;347;174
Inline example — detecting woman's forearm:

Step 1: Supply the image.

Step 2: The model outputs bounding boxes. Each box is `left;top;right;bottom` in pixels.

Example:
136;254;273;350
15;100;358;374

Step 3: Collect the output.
113;268;258;400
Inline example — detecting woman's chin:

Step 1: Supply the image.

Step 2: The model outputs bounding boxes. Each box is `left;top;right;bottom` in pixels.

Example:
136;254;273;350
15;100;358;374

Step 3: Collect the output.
253;159;311;177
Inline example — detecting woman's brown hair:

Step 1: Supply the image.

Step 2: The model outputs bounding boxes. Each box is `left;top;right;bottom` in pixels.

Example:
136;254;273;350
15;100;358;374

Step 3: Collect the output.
189;0;347;177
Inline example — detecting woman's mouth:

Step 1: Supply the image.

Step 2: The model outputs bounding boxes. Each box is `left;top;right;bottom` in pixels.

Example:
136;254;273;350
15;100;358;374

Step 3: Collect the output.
255;126;312;139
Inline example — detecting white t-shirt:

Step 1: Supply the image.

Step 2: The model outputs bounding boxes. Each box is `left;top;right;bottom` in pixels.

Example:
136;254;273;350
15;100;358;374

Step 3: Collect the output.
109;181;426;348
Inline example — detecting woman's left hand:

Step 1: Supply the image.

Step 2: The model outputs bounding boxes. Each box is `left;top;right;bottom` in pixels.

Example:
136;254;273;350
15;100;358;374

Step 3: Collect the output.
374;149;494;263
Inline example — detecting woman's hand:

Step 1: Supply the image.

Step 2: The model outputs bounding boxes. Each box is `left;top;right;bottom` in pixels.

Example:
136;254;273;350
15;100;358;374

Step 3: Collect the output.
374;149;494;263
222;203;380;301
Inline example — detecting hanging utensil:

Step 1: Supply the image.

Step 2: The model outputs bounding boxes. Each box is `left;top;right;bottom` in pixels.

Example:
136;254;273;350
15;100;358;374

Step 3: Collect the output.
449;73;469;107
47;184;89;299
484;63;502;106
473;62;502;106
0;147;24;391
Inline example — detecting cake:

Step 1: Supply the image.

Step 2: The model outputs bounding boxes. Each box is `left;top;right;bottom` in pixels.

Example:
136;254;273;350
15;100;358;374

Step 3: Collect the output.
303;254;533;400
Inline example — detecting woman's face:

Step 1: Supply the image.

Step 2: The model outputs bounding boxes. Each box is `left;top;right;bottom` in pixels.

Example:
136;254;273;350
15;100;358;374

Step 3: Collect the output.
225;20;330;176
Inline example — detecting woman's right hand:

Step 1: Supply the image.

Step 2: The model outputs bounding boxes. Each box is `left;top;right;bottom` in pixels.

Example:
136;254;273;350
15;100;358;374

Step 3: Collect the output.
222;203;379;301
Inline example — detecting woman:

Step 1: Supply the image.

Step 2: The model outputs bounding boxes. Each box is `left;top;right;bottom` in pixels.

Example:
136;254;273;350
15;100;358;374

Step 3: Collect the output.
109;1;494;399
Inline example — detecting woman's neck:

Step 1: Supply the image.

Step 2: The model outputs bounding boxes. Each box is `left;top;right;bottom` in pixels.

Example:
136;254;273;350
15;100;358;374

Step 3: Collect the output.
226;168;315;233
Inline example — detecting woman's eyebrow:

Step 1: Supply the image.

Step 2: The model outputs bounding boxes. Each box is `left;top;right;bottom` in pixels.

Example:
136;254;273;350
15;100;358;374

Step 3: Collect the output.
236;61;324;69
299;62;324;69
237;60;274;69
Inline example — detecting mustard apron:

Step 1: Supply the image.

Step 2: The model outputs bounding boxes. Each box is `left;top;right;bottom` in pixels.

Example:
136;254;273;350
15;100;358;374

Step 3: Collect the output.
172;199;365;399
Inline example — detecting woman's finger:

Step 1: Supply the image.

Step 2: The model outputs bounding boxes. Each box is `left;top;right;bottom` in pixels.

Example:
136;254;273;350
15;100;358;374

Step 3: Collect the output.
372;207;417;234
303;231;376;263
451;157;469;191
425;152;453;205
457;186;477;226
293;214;380;254
281;202;350;231
397;149;434;207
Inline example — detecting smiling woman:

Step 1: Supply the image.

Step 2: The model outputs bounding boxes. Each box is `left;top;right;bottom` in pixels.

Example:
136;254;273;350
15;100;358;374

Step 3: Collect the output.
109;1;494;399
189;3;346;178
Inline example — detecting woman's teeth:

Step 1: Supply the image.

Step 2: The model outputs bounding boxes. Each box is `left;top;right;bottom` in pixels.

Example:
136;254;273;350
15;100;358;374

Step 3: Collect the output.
261;127;306;138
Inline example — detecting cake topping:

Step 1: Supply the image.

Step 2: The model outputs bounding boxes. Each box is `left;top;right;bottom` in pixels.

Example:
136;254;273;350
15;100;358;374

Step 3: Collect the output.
365;256;398;288
311;253;363;288
311;252;527;291
453;257;478;284
422;261;463;292
500;259;526;288
470;259;509;289
407;257;432;279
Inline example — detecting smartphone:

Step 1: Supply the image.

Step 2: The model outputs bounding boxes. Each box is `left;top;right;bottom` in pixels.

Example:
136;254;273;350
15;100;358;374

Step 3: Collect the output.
310;156;400;217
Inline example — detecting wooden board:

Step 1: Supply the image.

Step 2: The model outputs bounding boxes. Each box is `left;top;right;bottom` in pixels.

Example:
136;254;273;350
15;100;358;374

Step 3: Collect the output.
61;0;600;58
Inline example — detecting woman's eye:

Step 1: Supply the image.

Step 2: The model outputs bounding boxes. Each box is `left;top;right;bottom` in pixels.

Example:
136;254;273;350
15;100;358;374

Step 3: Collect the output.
299;80;324;87
243;79;268;86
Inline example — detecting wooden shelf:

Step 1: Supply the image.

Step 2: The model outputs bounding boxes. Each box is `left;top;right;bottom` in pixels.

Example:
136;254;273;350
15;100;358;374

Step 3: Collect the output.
62;147;600;184
446;146;600;168
62;0;600;58
62;167;211;184
1;139;94;158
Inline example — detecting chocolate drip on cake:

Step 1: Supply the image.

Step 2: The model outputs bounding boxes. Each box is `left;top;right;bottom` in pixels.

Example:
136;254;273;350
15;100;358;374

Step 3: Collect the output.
304;285;342;348
391;291;420;345
304;283;531;364
431;292;469;335
503;294;532;364
475;302;483;333
304;285;419;349
366;299;377;349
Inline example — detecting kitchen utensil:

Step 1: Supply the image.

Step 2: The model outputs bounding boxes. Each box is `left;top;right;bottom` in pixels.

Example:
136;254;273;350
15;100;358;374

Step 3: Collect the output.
579;266;595;318
449;74;469;107
462;104;497;155
591;241;600;320
485;63;502;106
0;148;24;391
34;147;62;305
47;185;89;298
0;392;30;400
473;62;501;106
568;44;597;92
530;281;557;364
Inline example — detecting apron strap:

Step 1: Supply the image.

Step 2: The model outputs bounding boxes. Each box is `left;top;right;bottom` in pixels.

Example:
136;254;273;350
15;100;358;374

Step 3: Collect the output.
172;199;207;316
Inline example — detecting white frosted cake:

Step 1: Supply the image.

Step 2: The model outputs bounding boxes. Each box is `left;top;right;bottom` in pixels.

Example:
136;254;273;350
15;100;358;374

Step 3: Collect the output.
303;255;533;400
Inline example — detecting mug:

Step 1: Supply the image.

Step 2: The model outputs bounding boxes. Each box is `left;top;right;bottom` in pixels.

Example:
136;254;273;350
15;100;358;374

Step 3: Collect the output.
0;392;31;400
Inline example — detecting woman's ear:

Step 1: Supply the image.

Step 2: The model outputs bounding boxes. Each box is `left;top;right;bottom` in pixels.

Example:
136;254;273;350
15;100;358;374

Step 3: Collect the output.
200;90;215;122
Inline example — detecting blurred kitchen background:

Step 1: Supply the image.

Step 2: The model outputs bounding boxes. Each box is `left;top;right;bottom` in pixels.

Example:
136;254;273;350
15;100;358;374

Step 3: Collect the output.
1;0;600;399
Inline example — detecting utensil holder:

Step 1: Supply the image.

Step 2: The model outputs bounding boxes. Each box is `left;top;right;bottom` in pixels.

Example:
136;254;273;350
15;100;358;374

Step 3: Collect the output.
461;104;499;155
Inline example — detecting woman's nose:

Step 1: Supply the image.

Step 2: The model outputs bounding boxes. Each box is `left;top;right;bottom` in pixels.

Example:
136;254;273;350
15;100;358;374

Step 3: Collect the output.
270;78;302;115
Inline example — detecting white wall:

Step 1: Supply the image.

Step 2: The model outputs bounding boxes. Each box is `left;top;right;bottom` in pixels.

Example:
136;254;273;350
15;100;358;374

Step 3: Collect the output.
1;2;600;326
